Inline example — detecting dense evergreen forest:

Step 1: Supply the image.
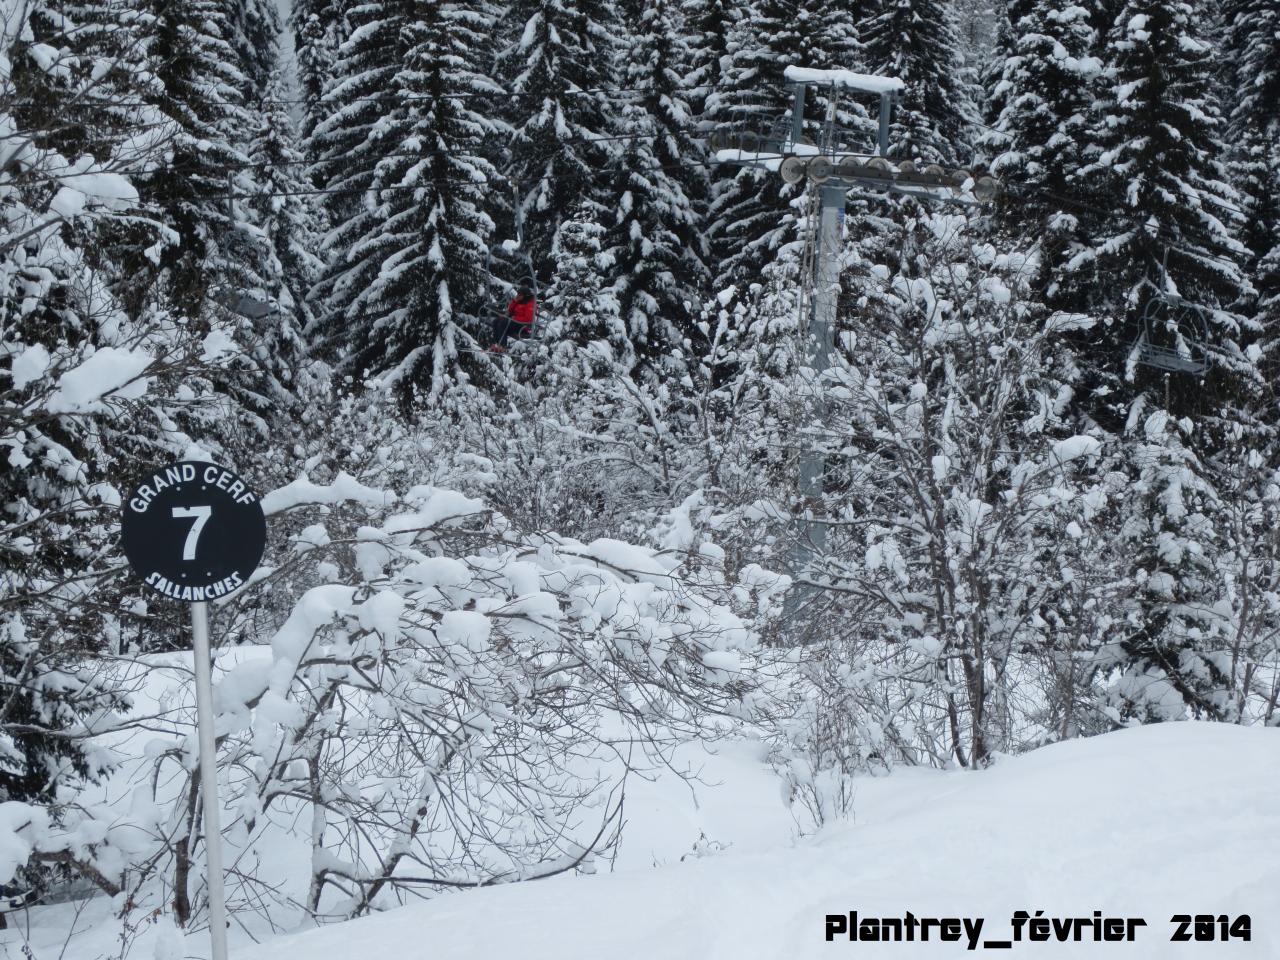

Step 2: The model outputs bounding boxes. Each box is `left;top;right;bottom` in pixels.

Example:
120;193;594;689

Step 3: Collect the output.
0;0;1277;936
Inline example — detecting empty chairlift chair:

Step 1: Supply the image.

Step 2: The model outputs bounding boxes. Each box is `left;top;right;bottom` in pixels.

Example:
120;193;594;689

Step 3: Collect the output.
1133;291;1211;377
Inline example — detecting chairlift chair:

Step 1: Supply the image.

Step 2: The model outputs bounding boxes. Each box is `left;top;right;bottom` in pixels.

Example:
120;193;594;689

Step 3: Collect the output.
217;290;279;321
1133;292;1211;377
214;221;282;321
480;181;545;355
210;274;279;321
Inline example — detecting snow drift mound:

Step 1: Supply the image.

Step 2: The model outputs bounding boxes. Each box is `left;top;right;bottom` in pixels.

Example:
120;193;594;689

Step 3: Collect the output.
235;722;1279;960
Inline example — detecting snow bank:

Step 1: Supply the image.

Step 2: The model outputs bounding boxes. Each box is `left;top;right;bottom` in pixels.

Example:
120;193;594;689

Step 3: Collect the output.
1051;434;1102;464
0;803;48;884
231;722;1279;960
7;343;50;389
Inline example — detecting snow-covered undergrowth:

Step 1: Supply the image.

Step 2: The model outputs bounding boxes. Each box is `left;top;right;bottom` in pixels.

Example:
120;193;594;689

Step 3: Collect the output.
7;721;1269;957
217;722;1280;960
10;722;1273;959
0;473;792;956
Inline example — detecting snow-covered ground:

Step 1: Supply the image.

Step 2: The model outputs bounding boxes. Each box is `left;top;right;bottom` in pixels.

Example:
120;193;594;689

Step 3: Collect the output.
225;722;1277;960
4;722;1276;959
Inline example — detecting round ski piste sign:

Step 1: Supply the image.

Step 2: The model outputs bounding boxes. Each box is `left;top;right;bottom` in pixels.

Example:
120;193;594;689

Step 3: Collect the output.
121;461;266;602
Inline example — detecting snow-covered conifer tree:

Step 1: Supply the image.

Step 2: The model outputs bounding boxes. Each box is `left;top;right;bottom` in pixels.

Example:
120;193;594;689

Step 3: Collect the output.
495;0;622;279
245;66;329;444
1064;0;1253;413
133;0;267;315
953;0;999;135
984;0;1103;293
604;0;711;374
311;0;500;400
225;0;281;101
861;0;976;165
544;208;626;366
1223;0;1280;357
291;0;345;137
308;0;407;232
0;1;202;867
1097;407;1239;723
1047;1;1263;725
682;0;740;122
978;2;1020;148
681;0;740;248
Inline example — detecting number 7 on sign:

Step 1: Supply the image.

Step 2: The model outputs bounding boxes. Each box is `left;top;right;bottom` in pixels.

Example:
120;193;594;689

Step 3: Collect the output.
172;506;212;561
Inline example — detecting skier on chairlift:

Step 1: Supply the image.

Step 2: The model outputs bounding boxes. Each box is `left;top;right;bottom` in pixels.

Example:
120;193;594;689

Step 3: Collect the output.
490;282;537;352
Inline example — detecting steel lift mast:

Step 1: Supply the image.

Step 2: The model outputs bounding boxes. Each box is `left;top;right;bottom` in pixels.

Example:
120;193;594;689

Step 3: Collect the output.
708;66;1000;623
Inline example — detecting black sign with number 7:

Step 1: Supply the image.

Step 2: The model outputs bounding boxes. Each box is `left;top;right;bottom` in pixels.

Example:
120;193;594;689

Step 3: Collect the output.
120;460;266;603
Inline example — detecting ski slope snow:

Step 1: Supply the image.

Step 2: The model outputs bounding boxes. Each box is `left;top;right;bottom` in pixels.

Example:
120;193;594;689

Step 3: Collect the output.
225;722;1278;960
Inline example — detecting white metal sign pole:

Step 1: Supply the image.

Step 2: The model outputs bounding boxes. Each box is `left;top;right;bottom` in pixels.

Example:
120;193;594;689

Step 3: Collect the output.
190;600;229;960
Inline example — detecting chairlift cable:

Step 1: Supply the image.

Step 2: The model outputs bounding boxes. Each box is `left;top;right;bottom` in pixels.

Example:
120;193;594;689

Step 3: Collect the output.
1;79;750;113
2;131;1254;311
0;131;663;192
3;127;1248;278
2;150;1251;297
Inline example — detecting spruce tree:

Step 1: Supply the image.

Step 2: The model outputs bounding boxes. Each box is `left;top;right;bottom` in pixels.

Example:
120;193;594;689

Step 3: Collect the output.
0;0;173;830
682;0;742;122
977;5;1019;139
953;0;999;135
861;0;976;165
681;0;742;259
1223;0;1280;350
246;66;329;432
312;0;499;400
495;0;622;280
1065;0;1253;415
134;0;267;314
978;2;1017;140
8;0;166;313
605;0;712;374
544;209;627;368
1061;0;1260;725
309;0;407;234
1100;409;1237;723
291;0;345;137
225;0;281;101
985;0;1102;295
979;0;1064;142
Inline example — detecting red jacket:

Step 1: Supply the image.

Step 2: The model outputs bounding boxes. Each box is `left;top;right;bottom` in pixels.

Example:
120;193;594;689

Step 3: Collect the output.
507;296;535;325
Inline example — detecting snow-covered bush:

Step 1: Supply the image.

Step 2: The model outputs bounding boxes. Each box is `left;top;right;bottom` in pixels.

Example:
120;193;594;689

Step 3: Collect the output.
767;215;1121;784
99;473;769;928
1;1;195;889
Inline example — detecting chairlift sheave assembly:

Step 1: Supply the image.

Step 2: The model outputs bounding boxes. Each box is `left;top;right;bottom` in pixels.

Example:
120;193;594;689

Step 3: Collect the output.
706;65;1000;204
